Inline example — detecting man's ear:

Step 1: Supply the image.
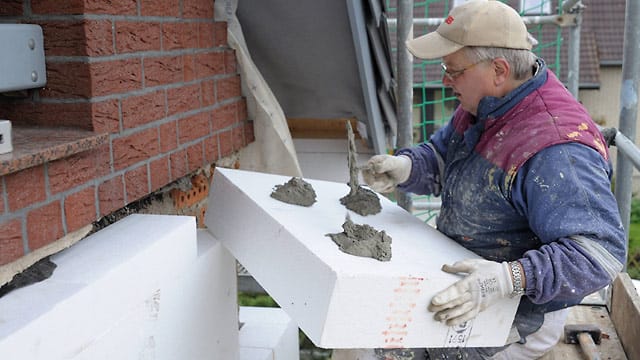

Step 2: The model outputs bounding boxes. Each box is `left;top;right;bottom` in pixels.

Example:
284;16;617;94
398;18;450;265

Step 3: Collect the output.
492;58;510;86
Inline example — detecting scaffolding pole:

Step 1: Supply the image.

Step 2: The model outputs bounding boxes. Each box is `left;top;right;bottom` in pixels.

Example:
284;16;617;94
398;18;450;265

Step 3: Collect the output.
395;0;413;212
616;0;640;267
565;2;583;98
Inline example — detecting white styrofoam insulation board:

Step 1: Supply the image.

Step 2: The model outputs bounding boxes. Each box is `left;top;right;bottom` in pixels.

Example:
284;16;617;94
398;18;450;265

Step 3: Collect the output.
0;214;240;360
239;306;299;360
205;167;520;349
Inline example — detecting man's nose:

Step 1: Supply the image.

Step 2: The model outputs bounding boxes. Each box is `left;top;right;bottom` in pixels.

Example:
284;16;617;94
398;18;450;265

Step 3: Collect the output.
442;74;453;86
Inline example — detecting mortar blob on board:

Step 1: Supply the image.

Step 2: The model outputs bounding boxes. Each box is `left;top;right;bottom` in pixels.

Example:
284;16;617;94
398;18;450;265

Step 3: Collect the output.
270;177;317;207
326;214;392;262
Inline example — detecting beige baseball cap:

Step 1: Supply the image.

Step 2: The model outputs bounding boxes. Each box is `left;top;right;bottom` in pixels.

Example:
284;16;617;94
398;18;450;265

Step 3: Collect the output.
406;0;534;59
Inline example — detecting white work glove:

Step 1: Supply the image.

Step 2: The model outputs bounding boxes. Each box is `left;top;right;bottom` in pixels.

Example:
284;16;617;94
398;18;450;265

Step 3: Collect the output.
428;259;515;326
361;155;412;193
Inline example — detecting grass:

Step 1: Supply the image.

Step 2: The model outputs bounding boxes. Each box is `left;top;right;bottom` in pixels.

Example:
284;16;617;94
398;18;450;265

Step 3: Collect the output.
238;292;278;308
627;221;640;279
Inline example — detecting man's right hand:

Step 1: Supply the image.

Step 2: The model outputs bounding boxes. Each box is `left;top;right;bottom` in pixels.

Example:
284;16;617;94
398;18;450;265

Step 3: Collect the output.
361;155;412;193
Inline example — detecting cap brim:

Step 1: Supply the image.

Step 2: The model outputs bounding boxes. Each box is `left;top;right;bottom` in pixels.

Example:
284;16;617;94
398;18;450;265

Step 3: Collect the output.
406;31;464;60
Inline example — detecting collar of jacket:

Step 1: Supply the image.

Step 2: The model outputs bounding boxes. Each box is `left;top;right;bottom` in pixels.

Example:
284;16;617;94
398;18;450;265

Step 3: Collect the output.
476;58;548;121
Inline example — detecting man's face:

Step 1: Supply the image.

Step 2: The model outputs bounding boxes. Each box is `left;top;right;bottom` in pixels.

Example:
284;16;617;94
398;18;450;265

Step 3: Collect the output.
441;49;495;116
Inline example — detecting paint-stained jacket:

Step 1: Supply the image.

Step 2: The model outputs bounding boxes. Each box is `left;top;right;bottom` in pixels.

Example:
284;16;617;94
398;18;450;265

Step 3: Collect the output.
396;61;625;336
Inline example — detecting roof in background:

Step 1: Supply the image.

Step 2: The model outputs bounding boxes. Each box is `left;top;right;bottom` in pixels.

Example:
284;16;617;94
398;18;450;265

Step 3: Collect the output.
582;0;626;65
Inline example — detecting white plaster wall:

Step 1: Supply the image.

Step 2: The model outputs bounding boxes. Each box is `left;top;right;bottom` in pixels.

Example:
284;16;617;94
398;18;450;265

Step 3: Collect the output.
294;138;374;183
580;67;640;193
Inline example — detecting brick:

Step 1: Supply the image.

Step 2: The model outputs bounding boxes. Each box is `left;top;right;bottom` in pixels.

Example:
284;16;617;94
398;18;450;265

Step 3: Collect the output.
219;130;233;158
224;49;238;74
144;55;184;87
92;100;121;134
204;135;219;163
64;186;97;233
141;0;180;17
150;156;171;192
98;175;125;216
0;219;24;265
122;90;166;129
0;102;93;129
216;75;241;102
167;84;201;117
162;22;198;51
0;180;4;215
195;51;225;78
85;20;116;56
124;165;149;203
42;21;85;57
170;150;188;181
238;98;248;121
186;142;205;172
178;112;210;145
5;167;46;212
212;103;237;131
41;20;113;57
90;59;142;97
160;121;179;152
183;54;196;82
170;173;209;209
213;22;228;47
202;80;216;107
232;125;245;151
48;150;103;194
94;144;113;179
198;22;215;48
31;0;83;15
112;127;160;170
84;0;137;15
183;0;214;19
116;21;162;54
42;61;92;99
0;1;23;16
27;201;64;251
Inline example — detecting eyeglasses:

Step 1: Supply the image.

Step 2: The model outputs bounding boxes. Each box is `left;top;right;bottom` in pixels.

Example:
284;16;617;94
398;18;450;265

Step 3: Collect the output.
440;60;486;80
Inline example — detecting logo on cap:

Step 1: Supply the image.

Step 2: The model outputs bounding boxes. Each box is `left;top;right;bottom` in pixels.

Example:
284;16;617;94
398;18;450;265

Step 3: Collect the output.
445;15;454;24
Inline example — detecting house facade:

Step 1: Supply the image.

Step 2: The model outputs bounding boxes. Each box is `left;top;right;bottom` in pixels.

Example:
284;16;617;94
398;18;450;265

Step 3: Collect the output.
0;0;253;277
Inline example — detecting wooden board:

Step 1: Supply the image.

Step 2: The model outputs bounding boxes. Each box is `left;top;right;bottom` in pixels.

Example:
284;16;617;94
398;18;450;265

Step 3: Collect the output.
541;292;628;359
610;273;640;360
287;118;361;139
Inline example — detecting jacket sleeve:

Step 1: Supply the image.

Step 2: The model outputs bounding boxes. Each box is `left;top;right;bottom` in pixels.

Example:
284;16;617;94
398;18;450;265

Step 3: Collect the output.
394;120;453;196
511;143;626;304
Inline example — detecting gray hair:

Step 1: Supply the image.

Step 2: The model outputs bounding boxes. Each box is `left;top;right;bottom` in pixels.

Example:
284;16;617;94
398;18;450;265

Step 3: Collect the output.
463;47;538;80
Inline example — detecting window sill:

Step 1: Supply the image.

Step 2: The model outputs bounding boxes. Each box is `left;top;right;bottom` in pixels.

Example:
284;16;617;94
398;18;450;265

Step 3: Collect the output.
0;127;109;177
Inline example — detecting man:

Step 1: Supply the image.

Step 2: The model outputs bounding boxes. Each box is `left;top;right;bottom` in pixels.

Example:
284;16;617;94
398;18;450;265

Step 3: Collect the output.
360;0;626;358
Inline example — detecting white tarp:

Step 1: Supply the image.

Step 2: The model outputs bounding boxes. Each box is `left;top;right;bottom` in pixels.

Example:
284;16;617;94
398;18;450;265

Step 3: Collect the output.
214;0;303;177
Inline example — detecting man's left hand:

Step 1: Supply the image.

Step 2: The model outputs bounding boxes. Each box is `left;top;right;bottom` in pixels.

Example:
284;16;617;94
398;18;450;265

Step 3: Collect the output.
428;259;514;326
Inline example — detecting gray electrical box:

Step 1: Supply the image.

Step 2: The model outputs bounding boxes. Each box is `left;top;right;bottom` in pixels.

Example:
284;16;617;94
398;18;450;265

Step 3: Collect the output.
0;24;46;92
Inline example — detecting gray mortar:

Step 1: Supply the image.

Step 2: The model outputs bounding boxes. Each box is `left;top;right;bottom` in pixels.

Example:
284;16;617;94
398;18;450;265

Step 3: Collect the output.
340;121;381;216
340;187;382;216
270;177;317;207
326;215;392;262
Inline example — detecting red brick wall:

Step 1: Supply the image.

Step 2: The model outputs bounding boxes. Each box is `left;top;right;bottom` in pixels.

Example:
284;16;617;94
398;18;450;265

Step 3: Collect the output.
0;0;254;266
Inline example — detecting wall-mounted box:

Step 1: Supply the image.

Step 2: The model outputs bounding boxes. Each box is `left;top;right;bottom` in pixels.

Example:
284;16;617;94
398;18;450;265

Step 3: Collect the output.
206;168;520;349
0;24;46;92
